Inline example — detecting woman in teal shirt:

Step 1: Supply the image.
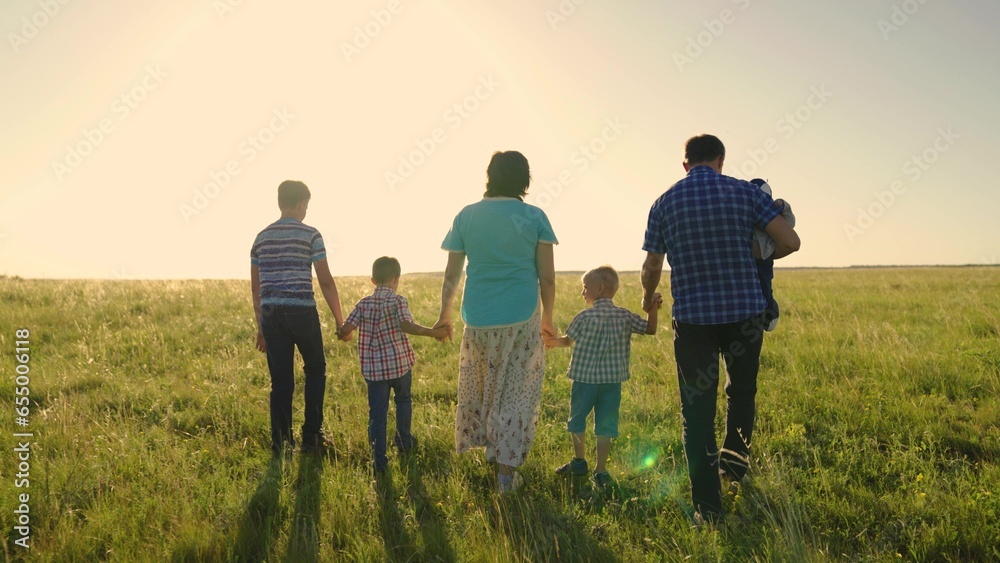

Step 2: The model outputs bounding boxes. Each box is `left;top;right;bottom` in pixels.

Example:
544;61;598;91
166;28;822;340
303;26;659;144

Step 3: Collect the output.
435;151;558;493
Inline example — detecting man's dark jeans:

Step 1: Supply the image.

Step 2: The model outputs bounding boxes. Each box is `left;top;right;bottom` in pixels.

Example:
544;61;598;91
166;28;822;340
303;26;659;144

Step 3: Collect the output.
366;370;414;472
673;314;766;519
262;305;327;452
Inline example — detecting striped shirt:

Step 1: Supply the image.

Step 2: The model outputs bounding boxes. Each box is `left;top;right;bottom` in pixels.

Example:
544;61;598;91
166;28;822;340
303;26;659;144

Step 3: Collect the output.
345;286;416;381
565;299;648;384
642;166;781;325
250;219;327;307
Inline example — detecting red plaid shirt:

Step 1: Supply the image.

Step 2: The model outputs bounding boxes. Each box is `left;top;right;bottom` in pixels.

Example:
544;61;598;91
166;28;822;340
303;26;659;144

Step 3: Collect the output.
345;286;416;381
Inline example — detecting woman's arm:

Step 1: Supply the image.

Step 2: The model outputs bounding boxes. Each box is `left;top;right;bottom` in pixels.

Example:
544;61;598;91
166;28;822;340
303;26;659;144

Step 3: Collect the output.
536;243;556;338
435;251;465;340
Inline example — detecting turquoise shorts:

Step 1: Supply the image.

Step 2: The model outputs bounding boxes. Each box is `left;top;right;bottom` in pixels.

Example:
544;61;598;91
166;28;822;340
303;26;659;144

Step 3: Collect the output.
567;381;622;438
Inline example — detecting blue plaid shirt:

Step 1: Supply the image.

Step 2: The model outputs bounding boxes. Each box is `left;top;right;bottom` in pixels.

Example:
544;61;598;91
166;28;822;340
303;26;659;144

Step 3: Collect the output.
643;166;781;325
565;299;649;384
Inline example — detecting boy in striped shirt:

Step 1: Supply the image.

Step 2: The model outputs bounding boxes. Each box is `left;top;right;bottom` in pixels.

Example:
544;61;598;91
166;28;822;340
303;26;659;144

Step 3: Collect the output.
251;180;346;455
544;266;661;487
338;257;449;475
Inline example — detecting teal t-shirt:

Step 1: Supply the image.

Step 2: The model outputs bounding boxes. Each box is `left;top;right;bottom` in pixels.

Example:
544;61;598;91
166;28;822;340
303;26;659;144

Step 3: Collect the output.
441;197;558;328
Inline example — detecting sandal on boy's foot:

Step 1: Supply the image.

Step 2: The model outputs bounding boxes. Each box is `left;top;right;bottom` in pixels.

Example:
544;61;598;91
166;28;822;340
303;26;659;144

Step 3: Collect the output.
593;471;612;488
300;431;334;454
498;472;523;494
555;458;588;476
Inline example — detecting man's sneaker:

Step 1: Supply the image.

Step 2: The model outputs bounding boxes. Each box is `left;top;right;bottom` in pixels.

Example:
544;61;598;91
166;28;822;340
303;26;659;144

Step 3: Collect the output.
555;458;588;476
593;471;612;488
300;431;333;454
498;472;523;494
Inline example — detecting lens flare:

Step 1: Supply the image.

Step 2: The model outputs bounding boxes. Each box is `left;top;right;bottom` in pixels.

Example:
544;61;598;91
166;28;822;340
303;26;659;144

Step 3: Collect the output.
641;452;658;469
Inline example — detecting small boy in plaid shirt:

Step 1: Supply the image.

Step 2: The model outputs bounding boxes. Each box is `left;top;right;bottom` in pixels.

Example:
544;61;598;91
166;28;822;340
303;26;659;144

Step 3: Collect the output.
544;265;661;487
338;257;449;474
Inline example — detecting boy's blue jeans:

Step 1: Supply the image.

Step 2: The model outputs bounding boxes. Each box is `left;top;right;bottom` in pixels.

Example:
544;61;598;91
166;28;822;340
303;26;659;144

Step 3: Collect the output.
366;370;414;472
261;305;327;452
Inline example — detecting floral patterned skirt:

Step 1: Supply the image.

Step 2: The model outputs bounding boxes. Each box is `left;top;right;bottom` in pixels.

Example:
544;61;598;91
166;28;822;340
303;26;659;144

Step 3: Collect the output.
455;309;546;467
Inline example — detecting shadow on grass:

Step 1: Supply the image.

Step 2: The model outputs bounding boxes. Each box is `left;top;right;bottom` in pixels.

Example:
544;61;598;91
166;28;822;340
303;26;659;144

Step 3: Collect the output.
228;455;284;563
285;453;324;562
451;456;620;562
375;470;419;562
492;486;621;562
403;450;457;562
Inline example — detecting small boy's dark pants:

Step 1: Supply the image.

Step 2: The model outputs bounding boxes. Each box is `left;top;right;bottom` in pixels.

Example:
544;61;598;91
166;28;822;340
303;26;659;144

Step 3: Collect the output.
262;305;327;452
673;314;766;519
366;370;414;472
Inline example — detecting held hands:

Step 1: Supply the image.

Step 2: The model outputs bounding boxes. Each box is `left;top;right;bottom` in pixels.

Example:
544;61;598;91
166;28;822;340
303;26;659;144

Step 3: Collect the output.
432;318;454;343
542;332;562;349
541;319;565;349
430;322;451;343
642;292;664;312
541;319;557;340
336;325;354;342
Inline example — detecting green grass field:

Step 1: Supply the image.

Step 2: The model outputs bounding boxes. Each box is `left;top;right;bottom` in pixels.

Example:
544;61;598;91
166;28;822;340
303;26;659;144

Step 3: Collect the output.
1;268;998;562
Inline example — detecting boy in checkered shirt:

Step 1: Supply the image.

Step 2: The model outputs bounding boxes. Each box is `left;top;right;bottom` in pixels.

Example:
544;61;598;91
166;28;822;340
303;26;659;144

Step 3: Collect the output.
338;257;450;474
544;266;661;487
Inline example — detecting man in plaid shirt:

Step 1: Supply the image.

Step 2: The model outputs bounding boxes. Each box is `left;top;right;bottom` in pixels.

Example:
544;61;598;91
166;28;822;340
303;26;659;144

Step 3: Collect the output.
338;257;449;474
545;266;661;487
641;134;800;523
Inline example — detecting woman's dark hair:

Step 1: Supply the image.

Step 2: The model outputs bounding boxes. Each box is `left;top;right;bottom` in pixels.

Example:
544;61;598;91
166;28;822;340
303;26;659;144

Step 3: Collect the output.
684;134;725;165
484;151;530;200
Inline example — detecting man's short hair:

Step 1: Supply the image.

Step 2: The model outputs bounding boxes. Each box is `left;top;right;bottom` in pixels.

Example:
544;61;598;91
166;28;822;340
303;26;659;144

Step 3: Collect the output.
484;151;531;200
584;265;620;293
278;180;310;209
684;135;725;165
372;256;401;284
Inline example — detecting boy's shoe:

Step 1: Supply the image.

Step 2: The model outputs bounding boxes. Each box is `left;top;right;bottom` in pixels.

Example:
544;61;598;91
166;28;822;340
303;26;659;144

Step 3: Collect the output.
555;458;588;476
300;431;334;454
394;434;418;454
593;471;612;488
498;472;523;494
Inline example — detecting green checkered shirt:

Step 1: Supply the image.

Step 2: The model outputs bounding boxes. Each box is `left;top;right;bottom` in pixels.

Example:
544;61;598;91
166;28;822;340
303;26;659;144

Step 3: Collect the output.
566;298;648;384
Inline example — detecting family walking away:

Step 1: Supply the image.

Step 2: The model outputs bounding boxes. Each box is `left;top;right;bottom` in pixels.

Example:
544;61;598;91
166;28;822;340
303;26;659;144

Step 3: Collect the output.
249;135;801;521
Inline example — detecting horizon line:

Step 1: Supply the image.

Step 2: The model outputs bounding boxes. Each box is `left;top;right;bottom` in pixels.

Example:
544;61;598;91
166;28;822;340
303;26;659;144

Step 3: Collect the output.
2;264;997;282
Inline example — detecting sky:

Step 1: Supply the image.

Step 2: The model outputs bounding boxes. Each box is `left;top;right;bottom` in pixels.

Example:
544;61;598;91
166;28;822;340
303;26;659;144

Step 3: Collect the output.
1;0;998;279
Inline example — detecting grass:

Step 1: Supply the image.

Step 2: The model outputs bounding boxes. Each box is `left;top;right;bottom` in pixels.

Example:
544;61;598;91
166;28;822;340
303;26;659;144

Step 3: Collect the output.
0;268;998;561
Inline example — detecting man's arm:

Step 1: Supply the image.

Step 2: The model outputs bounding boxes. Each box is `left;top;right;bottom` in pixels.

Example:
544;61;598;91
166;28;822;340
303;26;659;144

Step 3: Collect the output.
314;259;347;337
434;251;466;341
763;215;801;260
251;264;266;352
536;243;557;338
641;252;665;312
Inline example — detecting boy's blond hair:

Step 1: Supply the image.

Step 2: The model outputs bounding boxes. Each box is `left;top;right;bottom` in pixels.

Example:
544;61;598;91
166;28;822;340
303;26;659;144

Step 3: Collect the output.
584;265;619;295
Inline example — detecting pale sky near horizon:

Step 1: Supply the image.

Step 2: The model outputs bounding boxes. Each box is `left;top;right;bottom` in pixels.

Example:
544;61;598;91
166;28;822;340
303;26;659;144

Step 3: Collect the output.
2;0;998;279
